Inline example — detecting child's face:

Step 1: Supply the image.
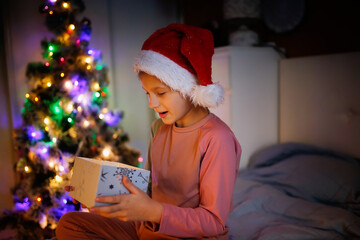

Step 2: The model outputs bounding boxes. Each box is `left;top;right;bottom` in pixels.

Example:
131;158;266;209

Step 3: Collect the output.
139;72;200;127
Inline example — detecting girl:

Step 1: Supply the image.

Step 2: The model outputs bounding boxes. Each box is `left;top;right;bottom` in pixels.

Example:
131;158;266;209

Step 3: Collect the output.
56;23;241;240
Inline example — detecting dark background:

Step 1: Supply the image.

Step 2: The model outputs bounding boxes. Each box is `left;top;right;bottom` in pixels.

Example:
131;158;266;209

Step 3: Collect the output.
182;0;360;58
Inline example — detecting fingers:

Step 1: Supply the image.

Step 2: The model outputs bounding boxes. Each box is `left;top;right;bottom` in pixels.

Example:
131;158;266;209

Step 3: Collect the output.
95;194;123;203
65;185;75;191
122;176;140;194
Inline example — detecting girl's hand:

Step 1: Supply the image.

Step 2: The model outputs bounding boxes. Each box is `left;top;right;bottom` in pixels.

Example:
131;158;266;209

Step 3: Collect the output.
89;176;163;223
64;185;88;209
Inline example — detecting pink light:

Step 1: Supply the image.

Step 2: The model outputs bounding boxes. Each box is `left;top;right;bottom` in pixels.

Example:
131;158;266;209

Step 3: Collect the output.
138;157;144;163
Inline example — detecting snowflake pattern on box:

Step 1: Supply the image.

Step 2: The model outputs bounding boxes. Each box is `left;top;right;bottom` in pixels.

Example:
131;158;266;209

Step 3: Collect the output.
96;165;150;206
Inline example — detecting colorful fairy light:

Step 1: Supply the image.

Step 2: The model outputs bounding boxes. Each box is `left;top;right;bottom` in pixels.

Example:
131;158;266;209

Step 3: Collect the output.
55;175;63;182
24;166;31;173
82;120;90;128
28;126;43;141
102;147;111;158
85;57;92;63
14;197;30;211
91;82;100;91
62;2;69;8
64;102;74;113
64;79;73;91
44;117;50;125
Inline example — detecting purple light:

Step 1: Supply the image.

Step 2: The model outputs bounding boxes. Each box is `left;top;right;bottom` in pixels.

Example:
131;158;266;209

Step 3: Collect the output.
27;126;43;141
34;143;50;159
104;111;121;127
14;197;30;211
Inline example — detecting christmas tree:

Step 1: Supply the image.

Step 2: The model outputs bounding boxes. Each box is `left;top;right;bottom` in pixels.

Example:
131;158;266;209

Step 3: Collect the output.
7;0;141;236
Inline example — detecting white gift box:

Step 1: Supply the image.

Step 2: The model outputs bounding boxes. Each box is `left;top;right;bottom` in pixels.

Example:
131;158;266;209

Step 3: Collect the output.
69;157;150;207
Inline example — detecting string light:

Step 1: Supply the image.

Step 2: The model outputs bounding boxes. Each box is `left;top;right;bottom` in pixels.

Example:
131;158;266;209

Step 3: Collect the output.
47;82;52;87
65;102;74;113
69;24;75;31
49;11;53;15
62;2;69;8
49;161;55;168
91;82;100;91
64;80;73;91
82;120;90;128
52;137;57;143
60;57;65;63
59;165;65;172
55;175;63;182
60;72;65;78
25;93;30;98
45;62;50;67
86;65;91;70
99;113;104;120
44;117;50;125
85;57;92;63
102;147;111;158
37;197;42;202
24;166;31;173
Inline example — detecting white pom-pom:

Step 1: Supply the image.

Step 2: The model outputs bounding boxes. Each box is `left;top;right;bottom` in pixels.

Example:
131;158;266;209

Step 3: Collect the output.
191;83;224;108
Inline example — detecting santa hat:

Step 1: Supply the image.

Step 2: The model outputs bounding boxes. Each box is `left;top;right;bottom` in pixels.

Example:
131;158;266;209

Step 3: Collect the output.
133;23;224;108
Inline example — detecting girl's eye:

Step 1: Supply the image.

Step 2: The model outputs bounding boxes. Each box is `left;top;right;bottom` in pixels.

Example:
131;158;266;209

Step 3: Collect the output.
157;92;166;96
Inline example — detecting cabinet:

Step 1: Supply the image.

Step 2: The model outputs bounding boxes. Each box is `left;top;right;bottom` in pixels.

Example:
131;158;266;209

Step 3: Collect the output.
211;46;281;169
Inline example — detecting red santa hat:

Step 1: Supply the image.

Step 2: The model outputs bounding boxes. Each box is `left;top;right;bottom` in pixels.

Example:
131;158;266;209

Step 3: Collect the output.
133;23;224;108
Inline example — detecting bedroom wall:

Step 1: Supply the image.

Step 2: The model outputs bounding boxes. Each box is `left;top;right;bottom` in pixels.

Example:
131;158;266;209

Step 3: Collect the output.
279;52;360;158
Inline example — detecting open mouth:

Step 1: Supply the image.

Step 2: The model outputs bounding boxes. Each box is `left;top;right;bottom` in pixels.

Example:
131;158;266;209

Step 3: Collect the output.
158;111;168;118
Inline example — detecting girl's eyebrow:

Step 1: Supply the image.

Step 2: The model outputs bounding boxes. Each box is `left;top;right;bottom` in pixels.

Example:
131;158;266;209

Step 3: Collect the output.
142;86;168;92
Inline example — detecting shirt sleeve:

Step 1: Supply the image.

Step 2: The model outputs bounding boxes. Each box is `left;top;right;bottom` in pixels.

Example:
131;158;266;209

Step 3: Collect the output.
155;130;241;237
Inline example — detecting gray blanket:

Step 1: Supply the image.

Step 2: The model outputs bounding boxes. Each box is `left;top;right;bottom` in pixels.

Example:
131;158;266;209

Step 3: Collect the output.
228;143;360;240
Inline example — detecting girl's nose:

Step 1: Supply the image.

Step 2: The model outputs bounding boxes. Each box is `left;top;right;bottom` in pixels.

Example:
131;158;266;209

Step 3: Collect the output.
148;94;160;109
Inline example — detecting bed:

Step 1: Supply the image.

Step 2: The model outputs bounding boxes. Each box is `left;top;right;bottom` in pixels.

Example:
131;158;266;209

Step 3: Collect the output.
227;52;360;239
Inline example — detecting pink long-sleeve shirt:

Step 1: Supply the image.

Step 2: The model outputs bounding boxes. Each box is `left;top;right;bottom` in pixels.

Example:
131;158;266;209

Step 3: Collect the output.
138;113;241;239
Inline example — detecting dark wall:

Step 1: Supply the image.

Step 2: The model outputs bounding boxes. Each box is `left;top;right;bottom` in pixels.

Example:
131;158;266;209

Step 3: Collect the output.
183;0;360;58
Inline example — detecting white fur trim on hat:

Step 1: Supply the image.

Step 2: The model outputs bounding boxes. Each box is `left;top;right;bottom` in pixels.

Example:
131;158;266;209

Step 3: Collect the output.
191;82;224;108
134;50;224;108
134;50;197;98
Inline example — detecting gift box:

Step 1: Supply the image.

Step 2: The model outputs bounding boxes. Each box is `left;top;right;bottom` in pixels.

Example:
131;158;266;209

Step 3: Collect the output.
69;157;150;207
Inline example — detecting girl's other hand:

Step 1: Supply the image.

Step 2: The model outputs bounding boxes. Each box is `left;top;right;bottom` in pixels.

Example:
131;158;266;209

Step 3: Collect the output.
89;176;163;223
64;185;88;209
